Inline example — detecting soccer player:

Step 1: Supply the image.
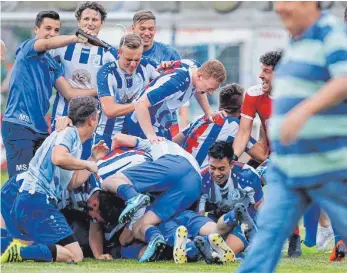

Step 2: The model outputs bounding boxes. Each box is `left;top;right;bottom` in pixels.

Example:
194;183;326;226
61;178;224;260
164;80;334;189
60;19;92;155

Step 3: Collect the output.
237;2;347;272
198;141;263;257
95;33;158;148
1;11;98;178
128;59;226;143
173;83;267;169
50;1;117;159
100;133;202;262
1;96;108;263
131;10;181;65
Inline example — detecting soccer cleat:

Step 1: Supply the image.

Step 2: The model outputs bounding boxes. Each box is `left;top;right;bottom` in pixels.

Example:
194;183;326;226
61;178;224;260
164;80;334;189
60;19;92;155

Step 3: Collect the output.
329;240;346;262
173;226;188;264
208;233;236;263
194;236;214;264
118;194;150;224
139;234;166;263
288;234;302;258
316;225;334;251
234;203;257;242
1;240;25;263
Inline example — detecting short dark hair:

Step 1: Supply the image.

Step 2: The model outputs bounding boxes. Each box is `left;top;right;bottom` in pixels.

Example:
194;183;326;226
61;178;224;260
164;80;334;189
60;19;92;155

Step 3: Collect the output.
98;191;125;224
259;50;283;69
119;33;143;50
219;83;244;114
68;96;98;127
133;10;156;25
75;1;107;22
208;141;234;163
35;11;60;27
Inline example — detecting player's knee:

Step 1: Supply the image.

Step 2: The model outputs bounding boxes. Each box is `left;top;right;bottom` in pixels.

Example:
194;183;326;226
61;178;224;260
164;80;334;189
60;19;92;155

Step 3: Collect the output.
71;247;84;262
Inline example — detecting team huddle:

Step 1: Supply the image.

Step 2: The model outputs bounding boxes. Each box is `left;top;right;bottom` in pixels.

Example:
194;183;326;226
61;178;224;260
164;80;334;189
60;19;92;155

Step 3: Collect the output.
1;1;347;271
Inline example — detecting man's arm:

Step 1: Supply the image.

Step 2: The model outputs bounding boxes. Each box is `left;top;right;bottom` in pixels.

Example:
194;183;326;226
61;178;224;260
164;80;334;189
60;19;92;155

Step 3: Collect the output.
89;222;112;260
111;133;138;150
233;117;253;158
34;35;80;53
280;77;347;144
172;132;186;146
55;76;97;101
99;96;135;118
247;142;268;163
194;92;213;117
135;96;164;143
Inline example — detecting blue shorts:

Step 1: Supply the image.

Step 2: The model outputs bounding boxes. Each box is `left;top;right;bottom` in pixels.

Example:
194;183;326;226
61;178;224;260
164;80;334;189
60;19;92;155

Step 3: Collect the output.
120;242;145;260
159;210;212;246
230;225;249;249
122;155;202;221
1;175;23;237
1;121;48;178
10;191;73;245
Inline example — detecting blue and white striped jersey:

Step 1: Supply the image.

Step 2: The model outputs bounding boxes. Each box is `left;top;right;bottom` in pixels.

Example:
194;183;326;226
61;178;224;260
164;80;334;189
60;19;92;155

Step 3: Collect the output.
182;115;256;169
19;127;82;203
129;66;197;139
199;162;263;218
97;147;153;181
95;58;159;140
50;43;117;128
136;138;201;174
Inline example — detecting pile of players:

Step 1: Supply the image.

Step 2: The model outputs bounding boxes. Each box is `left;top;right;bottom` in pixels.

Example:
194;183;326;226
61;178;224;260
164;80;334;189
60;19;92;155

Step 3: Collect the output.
1;1;344;266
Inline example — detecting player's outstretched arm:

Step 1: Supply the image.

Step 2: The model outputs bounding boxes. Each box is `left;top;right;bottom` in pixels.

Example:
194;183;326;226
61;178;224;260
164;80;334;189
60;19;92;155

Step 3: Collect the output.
233;117;253;159
194;92;213;118
99;96;135;118
55;77;97;101
135;96;165;144
111;133;138;150
89;222;112;260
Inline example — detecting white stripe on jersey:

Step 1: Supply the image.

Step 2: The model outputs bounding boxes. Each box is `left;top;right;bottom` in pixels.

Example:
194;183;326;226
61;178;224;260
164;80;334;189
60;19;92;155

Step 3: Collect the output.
150;141;201;175
97;150;152;180
50;43;116;123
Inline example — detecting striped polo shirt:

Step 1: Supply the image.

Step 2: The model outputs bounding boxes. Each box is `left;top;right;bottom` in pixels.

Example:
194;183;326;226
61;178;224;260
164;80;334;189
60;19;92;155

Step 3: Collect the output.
269;11;347;186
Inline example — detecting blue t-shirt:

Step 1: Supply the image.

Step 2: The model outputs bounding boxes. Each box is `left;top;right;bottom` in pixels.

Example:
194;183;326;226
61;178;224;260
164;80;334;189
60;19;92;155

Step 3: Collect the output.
142;41;181;63
3;38;63;134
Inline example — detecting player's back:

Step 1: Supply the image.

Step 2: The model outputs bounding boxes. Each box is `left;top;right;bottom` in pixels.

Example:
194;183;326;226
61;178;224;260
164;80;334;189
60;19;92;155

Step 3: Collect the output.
97;147;153;181
19;126;82;202
182;115;256;169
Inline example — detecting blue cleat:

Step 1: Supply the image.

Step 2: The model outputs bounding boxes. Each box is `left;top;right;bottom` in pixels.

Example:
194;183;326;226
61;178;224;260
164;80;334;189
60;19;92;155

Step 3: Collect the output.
118;194;150;224
194;236;214;264
139;234;166;263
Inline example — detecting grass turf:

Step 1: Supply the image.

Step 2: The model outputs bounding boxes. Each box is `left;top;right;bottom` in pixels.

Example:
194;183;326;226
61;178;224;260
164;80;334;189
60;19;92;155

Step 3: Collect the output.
1;249;347;273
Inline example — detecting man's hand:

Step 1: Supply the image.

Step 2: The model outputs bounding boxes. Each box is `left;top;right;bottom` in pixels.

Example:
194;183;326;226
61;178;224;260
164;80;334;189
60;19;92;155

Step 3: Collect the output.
85;161;98;174
159;61;174;70
147;134;166;144
96;254;113;260
207;110;227;123
279;107;310;145
55;117;73;132
91;140;109;161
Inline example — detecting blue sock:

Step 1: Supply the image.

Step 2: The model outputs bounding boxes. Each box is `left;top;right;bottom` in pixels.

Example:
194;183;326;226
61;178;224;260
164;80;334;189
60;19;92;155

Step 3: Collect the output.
1;228;8;238
224;211;238;228
144;226;162;243
21;244;53;262
121;243;145;260
1;237;13;254
117;184;138;201
186;241;200;260
303;203;320;247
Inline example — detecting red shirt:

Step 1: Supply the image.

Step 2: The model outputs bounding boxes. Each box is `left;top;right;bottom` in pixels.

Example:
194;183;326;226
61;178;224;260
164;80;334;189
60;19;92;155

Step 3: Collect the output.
241;84;272;130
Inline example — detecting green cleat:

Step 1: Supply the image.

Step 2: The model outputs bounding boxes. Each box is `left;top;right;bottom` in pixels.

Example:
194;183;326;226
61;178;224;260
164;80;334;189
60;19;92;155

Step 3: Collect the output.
1;240;26;263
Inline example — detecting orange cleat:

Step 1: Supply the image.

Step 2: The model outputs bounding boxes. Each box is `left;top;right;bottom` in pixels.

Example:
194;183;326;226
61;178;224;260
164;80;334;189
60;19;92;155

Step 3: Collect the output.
329;240;346;262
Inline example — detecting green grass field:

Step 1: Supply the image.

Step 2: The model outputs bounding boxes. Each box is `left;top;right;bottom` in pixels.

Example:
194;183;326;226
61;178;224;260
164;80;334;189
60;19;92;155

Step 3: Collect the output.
1;170;346;272
1;252;347;273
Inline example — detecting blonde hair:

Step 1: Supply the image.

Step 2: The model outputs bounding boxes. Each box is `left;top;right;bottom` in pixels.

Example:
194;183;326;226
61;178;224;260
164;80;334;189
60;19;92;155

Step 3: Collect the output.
119;33;143;50
198;60;226;83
